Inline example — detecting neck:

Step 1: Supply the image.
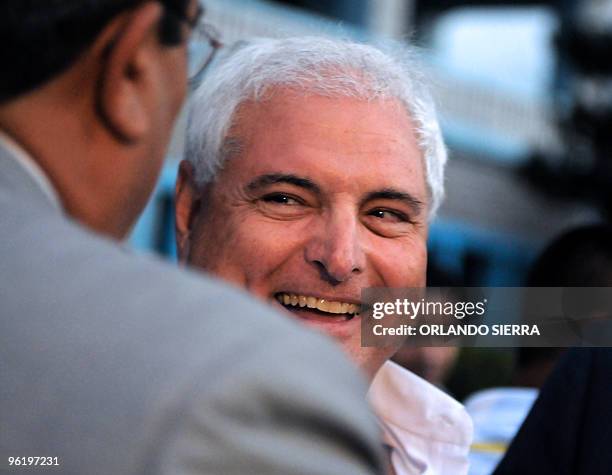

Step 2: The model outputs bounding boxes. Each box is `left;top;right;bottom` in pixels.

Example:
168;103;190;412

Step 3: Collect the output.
0;81;137;239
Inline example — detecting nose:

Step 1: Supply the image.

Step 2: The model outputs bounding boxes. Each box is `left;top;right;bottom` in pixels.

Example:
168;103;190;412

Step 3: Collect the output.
304;210;365;284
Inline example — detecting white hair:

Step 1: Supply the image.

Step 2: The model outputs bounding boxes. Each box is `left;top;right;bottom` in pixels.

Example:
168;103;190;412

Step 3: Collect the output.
186;36;447;218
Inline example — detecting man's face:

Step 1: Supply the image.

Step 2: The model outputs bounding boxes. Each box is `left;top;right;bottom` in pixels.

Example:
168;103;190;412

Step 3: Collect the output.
99;0;197;237
177;89;429;380
138;2;194;196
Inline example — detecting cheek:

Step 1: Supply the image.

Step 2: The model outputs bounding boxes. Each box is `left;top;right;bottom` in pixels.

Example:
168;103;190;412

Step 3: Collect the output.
237;220;308;293
166;49;188;116
189;212;303;292
371;238;427;287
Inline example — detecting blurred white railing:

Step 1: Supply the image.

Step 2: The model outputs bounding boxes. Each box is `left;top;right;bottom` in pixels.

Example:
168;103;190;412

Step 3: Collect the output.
200;0;560;162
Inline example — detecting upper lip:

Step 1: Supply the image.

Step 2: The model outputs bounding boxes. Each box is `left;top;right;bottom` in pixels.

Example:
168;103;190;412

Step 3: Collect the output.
274;291;361;305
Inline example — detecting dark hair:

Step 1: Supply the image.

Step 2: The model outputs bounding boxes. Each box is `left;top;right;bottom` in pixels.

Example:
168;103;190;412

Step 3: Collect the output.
517;223;612;373
0;0;190;103
527;223;612;287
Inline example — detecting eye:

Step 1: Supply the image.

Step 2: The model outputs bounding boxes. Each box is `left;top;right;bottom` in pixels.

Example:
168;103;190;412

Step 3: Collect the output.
261;193;303;205
368;208;410;223
256;192;311;220
363;207;418;237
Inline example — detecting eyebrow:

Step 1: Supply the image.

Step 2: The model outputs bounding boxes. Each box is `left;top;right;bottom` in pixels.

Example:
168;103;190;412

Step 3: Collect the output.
361;189;424;215
246;174;321;195
246;175;424;214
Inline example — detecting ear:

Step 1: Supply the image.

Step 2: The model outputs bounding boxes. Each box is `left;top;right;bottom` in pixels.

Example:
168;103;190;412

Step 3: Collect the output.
175;160;202;263
97;2;164;142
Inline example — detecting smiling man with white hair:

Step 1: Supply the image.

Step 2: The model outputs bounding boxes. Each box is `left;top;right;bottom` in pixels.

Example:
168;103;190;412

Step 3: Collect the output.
175;36;473;474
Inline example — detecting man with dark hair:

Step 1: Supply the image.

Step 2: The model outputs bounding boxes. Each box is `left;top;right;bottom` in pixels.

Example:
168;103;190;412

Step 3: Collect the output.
0;0;189;102
0;2;384;474
493;224;612;475
466;225;612;475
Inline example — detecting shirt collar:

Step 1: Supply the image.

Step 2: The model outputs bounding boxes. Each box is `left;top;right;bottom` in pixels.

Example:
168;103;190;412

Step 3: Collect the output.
0;129;62;211
368;361;473;474
369;360;473;446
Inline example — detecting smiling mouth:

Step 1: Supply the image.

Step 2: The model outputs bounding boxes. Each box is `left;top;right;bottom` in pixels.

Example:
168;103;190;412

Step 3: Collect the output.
275;292;360;321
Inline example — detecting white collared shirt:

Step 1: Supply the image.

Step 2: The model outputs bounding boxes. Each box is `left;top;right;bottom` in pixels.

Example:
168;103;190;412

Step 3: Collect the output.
0;129;62;210
369;361;473;475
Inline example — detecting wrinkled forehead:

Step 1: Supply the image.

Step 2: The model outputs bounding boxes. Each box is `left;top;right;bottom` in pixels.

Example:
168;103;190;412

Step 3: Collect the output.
228;87;419;156
217;88;428;198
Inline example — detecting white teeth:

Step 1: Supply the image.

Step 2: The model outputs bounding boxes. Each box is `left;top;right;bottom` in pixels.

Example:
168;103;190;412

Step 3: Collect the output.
276;293;359;315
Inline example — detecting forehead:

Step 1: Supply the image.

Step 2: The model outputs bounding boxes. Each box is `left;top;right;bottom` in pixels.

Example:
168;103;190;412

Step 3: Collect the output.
224;89;426;193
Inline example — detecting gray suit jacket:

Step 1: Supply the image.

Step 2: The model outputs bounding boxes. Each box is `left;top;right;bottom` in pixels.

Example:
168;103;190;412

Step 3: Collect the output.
0;143;383;475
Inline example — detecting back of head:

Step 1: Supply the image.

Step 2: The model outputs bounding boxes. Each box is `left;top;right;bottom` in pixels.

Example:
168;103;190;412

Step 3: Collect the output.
516;223;612;385
0;0;188;104
527;223;612;287
186;36;448;218
0;0;192;238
